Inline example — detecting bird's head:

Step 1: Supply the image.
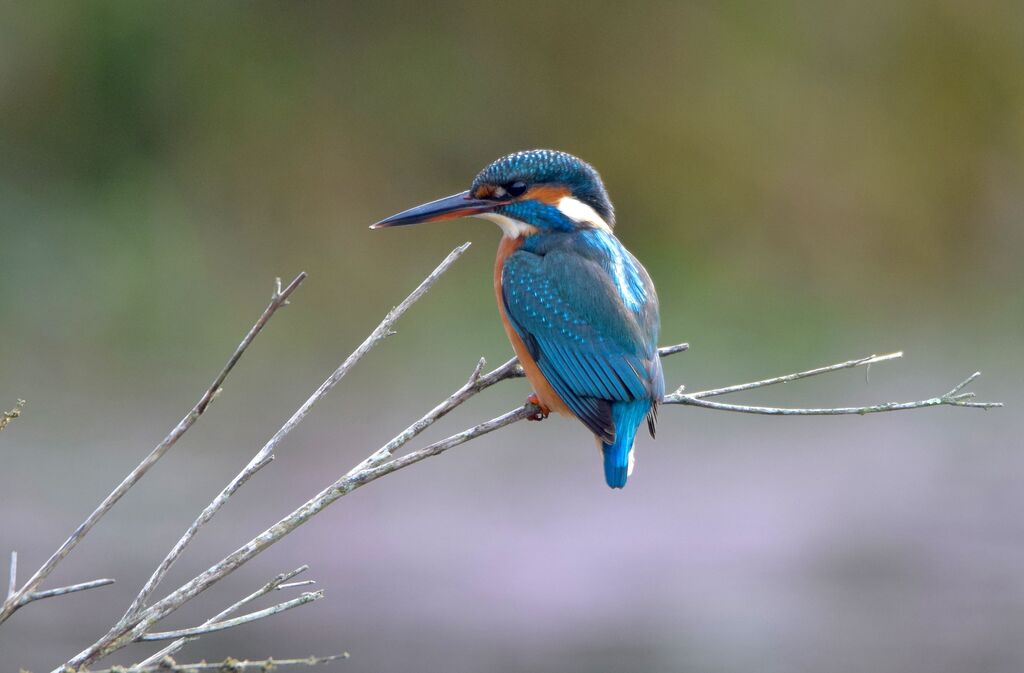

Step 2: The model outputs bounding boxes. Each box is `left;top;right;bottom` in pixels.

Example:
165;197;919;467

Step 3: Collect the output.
371;149;614;237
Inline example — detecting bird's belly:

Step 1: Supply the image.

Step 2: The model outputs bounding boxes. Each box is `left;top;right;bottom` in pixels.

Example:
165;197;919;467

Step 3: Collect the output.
494;237;570;416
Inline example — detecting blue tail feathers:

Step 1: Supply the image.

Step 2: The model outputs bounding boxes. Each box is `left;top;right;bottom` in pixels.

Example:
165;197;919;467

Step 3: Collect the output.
601;399;651;489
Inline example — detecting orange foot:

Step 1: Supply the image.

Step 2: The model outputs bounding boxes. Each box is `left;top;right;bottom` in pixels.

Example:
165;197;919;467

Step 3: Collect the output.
527;392;550;421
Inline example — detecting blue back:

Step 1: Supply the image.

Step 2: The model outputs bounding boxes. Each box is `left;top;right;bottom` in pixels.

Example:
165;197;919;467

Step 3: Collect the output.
502;230;663;488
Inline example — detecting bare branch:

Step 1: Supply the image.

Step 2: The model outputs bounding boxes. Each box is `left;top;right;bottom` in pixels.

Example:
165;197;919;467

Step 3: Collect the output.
657;342;690;357
6;552;114;609
135;566;312;667
0;274;306;626
352;355;522;472
665;353;1002;414
138;591;323;641
6;552;15;600
20;578;115;605
120;242;471;623
665;395;1002;415
356;406;536;484
87;654;349;673
0;399;25;433
278;580;317;590
674;351;902;398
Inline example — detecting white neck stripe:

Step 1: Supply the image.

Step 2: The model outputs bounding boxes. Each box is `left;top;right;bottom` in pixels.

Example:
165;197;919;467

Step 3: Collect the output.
556;196;612;232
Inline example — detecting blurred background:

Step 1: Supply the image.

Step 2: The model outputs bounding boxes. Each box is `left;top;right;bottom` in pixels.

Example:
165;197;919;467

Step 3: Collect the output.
1;2;1021;671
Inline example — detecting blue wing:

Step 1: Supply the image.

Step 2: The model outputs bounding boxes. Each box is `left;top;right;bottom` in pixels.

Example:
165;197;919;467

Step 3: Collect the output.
502;244;661;443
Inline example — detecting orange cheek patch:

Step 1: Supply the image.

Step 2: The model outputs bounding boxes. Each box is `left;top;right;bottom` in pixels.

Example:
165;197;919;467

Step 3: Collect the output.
523;185;571;205
473;185;496;199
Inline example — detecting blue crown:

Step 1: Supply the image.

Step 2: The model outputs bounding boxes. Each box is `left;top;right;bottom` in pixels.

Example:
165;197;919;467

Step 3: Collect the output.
470;149;615;226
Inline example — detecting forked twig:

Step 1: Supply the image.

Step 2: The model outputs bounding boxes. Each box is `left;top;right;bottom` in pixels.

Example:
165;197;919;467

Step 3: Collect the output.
60;244;472;669
0;273;306;626
664;353;1002;414
21;578;116;604
138;591;323;641
120;243;471;623
135;566;313;667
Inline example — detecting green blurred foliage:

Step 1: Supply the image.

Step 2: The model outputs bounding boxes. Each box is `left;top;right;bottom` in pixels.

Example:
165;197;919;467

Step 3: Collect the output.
0;1;1021;386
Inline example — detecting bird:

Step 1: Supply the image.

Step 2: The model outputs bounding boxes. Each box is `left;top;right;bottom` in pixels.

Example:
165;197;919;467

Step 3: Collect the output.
371;149;663;488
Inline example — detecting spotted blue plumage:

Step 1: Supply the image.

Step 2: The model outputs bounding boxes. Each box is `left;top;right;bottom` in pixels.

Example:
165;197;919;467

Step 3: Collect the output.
372;149;663;489
503;230;663;488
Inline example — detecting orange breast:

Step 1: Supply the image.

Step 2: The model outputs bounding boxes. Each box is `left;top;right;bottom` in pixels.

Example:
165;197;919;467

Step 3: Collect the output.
494;237;570;416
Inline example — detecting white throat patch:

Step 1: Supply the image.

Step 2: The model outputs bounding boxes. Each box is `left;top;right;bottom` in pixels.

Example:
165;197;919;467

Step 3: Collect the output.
477;212;537;239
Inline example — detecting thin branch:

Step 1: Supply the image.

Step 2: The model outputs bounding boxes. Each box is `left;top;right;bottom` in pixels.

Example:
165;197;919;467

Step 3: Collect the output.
61;363;537;668
135;566;311;667
59;244;472;670
137;591;323;641
665;355;1002;414
658;342;690;357
0;274;306;627
676;351;902;398
278;580;317;590
120;242;471;623
20;578;115;605
6;552;16;600
87;654;349;673
355;406;536;485
352;355;522;472
0;399;25;432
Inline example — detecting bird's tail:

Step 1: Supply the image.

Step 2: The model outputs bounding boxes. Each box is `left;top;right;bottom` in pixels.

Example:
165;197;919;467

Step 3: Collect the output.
601;399;651;489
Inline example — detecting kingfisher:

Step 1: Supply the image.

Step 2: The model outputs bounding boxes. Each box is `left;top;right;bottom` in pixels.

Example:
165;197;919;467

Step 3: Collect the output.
371;149;663;488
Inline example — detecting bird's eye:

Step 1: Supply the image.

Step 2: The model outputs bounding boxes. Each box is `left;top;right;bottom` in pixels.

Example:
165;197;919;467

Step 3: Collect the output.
506;181;528;198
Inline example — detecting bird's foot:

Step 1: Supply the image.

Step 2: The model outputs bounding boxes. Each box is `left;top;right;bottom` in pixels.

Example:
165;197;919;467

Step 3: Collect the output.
526;393;549;421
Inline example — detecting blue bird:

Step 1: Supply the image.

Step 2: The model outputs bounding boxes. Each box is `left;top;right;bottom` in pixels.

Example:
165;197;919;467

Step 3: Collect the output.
372;150;663;488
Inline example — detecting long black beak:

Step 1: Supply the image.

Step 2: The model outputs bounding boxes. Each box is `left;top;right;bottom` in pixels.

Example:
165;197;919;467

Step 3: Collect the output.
370;190;506;229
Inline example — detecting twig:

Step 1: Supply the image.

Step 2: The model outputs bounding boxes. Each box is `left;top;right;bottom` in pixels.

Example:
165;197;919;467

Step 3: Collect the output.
60;362;549;668
62;244;472;670
137;591;323;641
0;399;25;432
675;351;903;398
20;578;115;605
352;355;522;472
278;580;317;590
6;552;16;600
658;342;690;357
86;654;349;673
355;406;536;485
135;566;311;667
120;243;471;623
664;355;1002;414
0;274;306;627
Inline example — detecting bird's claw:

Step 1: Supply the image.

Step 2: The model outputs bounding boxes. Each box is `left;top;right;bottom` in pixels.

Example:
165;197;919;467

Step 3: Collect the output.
526;393;549;421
